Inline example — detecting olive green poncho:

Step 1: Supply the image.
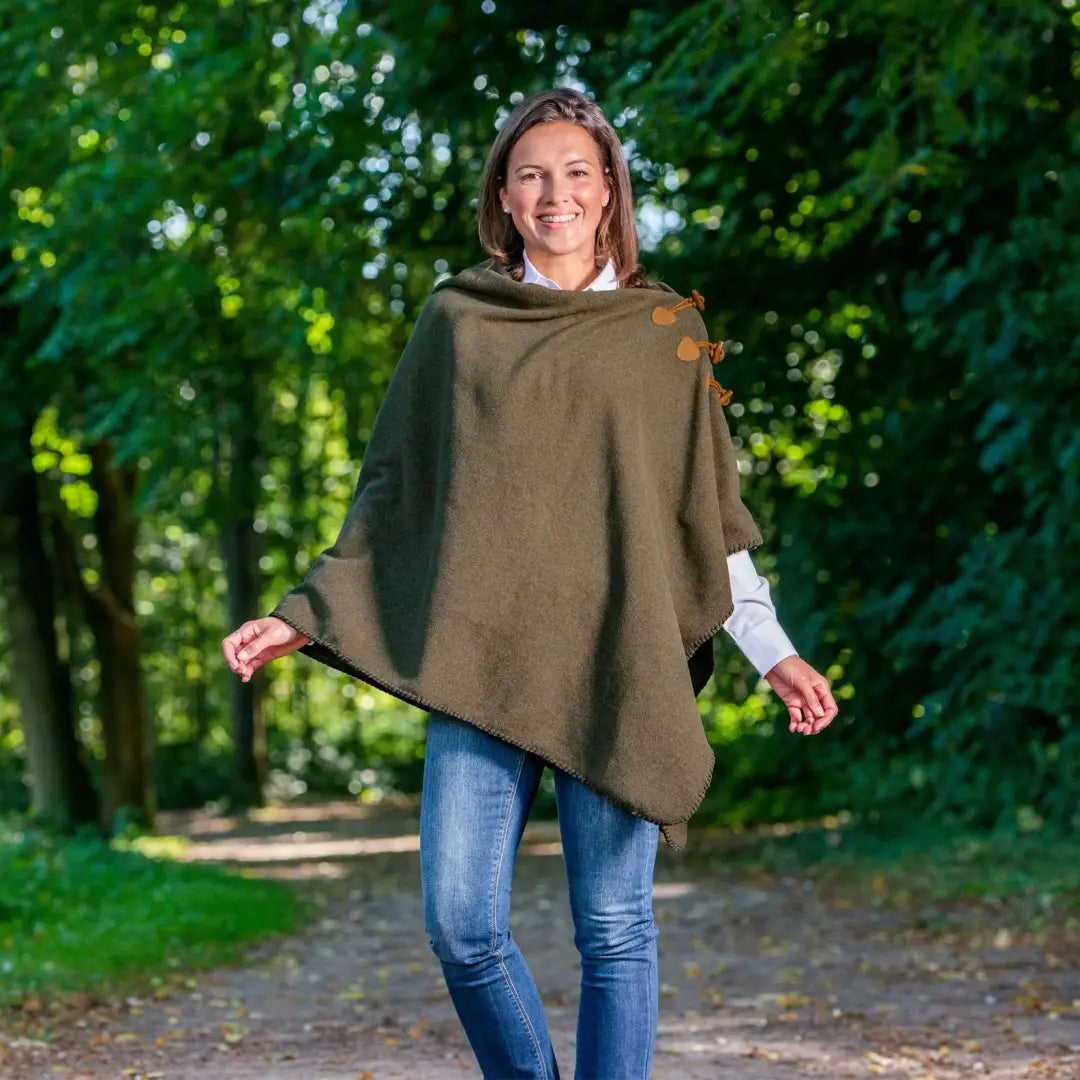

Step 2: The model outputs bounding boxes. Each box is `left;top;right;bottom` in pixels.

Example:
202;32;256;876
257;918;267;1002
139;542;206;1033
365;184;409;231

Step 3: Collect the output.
271;262;763;848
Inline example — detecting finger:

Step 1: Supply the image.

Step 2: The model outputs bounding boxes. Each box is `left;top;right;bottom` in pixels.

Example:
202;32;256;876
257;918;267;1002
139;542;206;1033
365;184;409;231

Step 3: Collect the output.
810;705;838;734
243;637;296;678
224;637;250;676
805;681;826;719
243;647;281;680
236;630;272;666
810;684;838;733
237;625;273;656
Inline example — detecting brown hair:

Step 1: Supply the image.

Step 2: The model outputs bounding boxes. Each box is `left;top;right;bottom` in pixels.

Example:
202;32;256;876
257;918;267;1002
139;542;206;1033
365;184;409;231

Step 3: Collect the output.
477;88;648;289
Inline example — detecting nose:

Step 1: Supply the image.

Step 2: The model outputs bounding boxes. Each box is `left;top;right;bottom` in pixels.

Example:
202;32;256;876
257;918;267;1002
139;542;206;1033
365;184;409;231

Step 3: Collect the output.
540;173;572;205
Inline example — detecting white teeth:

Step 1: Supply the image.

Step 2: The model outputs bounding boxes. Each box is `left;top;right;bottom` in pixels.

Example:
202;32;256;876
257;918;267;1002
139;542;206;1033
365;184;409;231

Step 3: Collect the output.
539;214;577;222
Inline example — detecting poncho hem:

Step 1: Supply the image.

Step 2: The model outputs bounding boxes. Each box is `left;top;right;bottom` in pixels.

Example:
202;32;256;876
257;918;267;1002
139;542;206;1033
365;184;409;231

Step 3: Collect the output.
272;609;725;851
685;534;764;658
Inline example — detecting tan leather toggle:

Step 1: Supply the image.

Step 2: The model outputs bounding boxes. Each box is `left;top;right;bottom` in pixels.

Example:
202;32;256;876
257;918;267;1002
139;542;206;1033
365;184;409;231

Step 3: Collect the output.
689;339;735;405
706;375;733;406
651;290;705;325
676;336;726;364
653;287;735;406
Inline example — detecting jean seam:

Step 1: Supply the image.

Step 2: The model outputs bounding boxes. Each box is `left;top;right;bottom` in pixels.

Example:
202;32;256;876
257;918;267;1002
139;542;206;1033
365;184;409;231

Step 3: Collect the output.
491;751;549;1080
639;820;656;1075
642;824;657;1079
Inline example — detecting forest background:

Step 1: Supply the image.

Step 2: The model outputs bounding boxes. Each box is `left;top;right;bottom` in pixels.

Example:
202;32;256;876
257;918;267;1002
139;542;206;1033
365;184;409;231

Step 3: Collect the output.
1;0;1077;842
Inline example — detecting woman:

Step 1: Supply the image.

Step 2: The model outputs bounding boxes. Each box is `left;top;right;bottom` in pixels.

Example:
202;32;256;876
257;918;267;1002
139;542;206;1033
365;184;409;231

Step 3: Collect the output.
223;88;838;1080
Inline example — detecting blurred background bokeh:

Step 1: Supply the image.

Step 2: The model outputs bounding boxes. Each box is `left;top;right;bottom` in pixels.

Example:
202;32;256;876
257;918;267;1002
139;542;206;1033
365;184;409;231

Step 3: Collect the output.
2;0;1077;841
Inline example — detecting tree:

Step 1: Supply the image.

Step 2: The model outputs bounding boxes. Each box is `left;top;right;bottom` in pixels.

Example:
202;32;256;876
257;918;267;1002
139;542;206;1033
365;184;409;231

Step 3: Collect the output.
607;0;1080;823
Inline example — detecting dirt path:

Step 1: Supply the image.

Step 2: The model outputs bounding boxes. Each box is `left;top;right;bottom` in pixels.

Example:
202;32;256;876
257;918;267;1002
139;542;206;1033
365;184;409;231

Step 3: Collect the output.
3;801;1079;1079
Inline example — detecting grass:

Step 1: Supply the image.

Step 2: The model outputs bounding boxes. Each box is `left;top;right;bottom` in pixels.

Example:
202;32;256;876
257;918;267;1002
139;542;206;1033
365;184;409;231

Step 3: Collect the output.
0;818;304;1007
688;815;1080;929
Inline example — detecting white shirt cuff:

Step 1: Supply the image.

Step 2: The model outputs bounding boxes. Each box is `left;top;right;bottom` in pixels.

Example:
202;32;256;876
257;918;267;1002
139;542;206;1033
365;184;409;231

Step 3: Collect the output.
722;549;798;677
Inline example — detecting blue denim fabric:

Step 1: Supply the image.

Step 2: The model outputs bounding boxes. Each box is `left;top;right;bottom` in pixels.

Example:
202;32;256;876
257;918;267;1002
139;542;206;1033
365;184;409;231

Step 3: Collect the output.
420;710;660;1080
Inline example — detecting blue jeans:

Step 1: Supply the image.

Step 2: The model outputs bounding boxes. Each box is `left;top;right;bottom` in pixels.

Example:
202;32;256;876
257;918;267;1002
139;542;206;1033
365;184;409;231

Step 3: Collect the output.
420;710;660;1080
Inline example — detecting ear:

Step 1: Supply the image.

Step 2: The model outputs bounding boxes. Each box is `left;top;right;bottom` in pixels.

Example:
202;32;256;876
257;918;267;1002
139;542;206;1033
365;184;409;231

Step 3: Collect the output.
498;182;508;213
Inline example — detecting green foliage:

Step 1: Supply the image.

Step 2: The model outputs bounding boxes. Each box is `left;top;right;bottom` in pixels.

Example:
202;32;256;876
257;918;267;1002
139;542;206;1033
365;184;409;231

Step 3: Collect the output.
1;1;1077;839
0;818;302;1006
608;0;1080;831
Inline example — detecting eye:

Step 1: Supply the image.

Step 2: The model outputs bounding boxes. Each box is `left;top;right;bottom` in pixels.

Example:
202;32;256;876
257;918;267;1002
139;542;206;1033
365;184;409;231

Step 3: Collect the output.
570;168;589;177
518;171;540;182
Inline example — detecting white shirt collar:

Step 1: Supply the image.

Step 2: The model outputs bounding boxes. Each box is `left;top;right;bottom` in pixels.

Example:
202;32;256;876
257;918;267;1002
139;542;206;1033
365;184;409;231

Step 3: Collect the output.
522;249;618;292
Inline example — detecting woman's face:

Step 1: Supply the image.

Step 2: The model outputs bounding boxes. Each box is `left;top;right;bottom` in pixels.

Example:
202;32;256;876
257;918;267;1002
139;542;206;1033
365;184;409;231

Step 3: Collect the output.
499;121;610;265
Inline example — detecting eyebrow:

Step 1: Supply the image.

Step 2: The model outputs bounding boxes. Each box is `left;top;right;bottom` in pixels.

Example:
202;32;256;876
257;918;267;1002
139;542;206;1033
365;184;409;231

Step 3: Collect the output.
513;158;593;171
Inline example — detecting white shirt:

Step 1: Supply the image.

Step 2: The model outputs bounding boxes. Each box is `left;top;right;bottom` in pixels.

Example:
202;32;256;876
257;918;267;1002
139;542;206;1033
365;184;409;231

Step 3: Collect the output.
522;250;798;678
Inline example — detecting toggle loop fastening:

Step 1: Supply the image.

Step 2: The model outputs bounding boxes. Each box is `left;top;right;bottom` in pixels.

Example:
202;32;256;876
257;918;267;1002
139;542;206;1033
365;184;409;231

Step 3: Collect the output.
676;336;726;364
651;289;705;326
706;376;733;406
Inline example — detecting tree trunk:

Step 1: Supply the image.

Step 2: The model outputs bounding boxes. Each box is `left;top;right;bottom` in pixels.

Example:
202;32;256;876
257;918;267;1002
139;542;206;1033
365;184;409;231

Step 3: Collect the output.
188;552;213;745
0;445;98;830
294;664;313;753
86;441;155;832
221;378;266;807
289;376;314;755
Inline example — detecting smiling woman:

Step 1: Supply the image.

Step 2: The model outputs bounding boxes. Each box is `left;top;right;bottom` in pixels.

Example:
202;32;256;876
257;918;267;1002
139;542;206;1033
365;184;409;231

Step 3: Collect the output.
497;122;610;290
477;89;648;290
223;87;837;1079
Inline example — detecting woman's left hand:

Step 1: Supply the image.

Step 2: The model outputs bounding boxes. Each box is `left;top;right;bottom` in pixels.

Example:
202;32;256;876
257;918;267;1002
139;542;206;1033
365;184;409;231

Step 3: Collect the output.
764;655;839;735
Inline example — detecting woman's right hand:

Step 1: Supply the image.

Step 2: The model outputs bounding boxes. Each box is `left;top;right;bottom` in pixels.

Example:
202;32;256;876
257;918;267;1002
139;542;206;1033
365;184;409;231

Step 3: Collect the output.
222;617;311;683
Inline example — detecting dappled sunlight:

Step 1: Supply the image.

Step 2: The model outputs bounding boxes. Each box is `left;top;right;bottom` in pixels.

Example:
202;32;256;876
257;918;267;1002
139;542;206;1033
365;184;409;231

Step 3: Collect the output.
180;831;421;863
247;801;392;823
250;860;349;881
653;881;696;899
164;803;573;865
157;798;420;843
519;840;564;856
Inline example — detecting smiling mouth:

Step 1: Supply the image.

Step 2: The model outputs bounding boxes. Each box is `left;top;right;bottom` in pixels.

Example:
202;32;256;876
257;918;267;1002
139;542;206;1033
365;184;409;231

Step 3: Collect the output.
537;213;579;225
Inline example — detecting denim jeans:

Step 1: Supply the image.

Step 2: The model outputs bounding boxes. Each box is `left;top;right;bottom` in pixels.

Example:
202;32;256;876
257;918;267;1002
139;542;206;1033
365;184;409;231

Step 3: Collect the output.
420;710;660;1080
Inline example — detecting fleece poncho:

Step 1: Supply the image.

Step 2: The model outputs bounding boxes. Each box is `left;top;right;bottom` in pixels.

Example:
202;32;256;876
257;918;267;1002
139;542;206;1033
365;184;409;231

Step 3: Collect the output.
271;261;763;848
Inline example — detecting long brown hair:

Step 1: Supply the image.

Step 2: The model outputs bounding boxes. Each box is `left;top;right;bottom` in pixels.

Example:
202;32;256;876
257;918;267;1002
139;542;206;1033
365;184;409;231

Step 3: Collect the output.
477;89;648;288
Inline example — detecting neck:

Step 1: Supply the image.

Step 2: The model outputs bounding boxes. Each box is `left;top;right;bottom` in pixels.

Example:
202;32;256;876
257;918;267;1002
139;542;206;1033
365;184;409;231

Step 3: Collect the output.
525;247;601;291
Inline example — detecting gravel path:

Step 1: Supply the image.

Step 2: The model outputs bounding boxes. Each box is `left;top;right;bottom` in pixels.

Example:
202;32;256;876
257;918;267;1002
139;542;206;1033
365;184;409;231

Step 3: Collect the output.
2;801;1078;1079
